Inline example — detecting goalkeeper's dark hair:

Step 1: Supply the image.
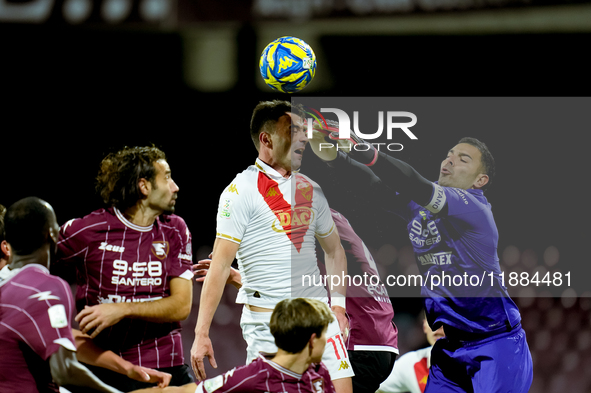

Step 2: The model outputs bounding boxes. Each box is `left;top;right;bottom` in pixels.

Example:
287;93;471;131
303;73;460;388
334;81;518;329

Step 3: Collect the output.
250;100;305;150
4;197;53;255
458;137;496;191
96;145;166;211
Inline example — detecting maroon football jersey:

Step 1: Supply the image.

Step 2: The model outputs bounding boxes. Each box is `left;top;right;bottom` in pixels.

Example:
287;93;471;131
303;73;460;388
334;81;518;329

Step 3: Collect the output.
195;355;336;393
330;209;398;353
0;264;76;393
56;207;193;368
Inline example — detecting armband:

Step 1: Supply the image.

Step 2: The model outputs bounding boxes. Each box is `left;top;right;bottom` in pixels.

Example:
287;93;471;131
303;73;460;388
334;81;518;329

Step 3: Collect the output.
424;184;446;214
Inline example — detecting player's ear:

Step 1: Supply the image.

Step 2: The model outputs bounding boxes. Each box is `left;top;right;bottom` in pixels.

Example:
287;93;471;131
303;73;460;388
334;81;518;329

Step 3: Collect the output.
138;178;151;197
259;131;273;149
1;240;10;259
307;332;318;355
473;173;489;189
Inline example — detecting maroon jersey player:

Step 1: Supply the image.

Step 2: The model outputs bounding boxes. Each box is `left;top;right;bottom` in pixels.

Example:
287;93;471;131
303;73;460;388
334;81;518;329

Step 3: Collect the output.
0;197;124;393
131;298;336;393
328;209;398;393
53;146;194;391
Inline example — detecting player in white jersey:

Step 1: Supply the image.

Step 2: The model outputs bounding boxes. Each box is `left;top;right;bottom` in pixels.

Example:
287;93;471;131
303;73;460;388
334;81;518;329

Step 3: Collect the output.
191;100;353;393
378;317;445;393
215;159;334;309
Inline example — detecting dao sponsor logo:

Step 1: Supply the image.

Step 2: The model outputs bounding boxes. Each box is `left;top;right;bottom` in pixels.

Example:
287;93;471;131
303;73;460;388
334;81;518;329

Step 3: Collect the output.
271;207;314;233
306;107;417;152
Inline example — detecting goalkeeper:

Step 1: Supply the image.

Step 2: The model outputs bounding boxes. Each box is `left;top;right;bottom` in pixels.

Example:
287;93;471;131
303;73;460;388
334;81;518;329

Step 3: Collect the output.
309;123;533;393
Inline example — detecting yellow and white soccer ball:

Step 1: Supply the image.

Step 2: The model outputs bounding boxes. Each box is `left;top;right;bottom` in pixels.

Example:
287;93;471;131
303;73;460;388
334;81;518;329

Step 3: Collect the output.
259;36;317;94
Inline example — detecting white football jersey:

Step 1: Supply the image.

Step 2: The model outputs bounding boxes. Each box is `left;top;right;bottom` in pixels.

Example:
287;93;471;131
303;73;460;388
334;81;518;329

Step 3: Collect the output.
216;159;335;309
377;346;432;393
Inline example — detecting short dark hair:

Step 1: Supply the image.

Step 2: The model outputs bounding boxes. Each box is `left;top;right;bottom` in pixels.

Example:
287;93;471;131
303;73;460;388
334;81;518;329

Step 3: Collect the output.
270;298;334;354
249;100;305;150
96;146;166;210
5;197;53;255
458;137;496;191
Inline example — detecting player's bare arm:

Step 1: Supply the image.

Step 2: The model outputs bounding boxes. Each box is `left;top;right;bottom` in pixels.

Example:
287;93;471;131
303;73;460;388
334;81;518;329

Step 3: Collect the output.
316;228;349;340
73;329;172;388
75;277;192;338
49;346;124;393
191;237;239;381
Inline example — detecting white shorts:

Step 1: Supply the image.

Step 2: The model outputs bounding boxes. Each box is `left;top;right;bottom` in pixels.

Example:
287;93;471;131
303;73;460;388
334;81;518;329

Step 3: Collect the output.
239;305;355;381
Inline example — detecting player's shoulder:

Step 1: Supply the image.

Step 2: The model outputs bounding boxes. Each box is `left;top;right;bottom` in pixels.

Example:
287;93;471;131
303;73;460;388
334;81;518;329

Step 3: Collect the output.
308;362;334;391
219;164;260;196
60;207;110;233
311;361;332;376
329;209;348;224
202;358;264;390
296;172;322;189
158;213;189;229
7;264;70;294
446;187;489;209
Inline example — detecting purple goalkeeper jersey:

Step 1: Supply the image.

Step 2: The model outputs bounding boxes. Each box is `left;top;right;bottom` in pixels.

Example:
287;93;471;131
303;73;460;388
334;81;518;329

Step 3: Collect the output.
329;209;398;353
0;264;76;393
393;185;521;335
55;207;193;368
195;354;336;393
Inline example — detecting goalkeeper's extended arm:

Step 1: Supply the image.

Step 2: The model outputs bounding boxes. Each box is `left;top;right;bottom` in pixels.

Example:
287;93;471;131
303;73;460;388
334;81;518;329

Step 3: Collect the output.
332;150;435;208
308;116;435;207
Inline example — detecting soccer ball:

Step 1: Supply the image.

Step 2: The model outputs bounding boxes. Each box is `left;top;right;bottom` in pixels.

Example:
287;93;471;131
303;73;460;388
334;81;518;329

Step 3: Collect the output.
259;36;317;94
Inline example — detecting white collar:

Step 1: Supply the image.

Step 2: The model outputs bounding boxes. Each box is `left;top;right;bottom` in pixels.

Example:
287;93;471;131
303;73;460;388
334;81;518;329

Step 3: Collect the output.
259;354;303;380
255;158;297;180
0;264;48;287
114;207;154;232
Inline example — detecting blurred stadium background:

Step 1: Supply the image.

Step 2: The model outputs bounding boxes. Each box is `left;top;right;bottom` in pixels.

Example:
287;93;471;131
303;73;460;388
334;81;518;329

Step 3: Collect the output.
2;0;590;391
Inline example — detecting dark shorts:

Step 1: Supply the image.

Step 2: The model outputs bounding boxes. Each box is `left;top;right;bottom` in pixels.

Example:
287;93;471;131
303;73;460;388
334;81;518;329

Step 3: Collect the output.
426;325;533;393
63;363;194;392
348;350;397;393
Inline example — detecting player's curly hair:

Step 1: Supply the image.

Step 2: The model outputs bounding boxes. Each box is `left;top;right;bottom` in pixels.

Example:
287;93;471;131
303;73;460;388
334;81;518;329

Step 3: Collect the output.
458;137;496;191
96;146;166;211
270;298;334;354
250;100;305;151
